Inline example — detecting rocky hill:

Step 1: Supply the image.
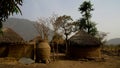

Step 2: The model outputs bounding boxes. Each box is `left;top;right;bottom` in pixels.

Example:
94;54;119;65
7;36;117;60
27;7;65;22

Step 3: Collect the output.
106;38;120;45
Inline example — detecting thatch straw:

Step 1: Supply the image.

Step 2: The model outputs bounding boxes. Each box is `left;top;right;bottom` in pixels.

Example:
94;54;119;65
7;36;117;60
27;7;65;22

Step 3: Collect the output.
69;30;101;47
0;57;18;64
0;27;25;44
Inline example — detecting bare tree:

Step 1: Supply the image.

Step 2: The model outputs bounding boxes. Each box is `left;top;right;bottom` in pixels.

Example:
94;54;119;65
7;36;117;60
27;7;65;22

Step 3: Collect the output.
34;14;60;61
96;32;108;45
96;32;108;51
34;18;50;41
50;14;58;31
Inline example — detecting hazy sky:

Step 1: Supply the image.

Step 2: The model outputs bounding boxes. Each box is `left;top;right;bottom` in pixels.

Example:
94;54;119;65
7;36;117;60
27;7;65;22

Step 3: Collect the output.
11;0;120;40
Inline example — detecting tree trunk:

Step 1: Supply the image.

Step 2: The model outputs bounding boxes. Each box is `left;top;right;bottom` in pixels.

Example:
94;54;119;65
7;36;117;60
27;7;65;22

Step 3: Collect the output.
65;35;68;54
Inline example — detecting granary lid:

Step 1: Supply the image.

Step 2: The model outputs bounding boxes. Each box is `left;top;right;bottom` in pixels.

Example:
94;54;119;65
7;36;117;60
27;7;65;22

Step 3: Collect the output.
0;27;25;44
69;30;101;47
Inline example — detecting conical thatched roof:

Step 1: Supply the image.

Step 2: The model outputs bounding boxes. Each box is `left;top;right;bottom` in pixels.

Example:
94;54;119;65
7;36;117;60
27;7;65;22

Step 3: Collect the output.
69;30;101;47
51;33;65;44
0;27;25;44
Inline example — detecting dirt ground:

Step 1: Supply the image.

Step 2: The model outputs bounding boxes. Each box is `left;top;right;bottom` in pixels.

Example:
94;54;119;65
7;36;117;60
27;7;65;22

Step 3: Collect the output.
0;54;120;68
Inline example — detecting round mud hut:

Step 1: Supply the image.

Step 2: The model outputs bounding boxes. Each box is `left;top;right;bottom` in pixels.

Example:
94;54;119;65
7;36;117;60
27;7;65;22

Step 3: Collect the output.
67;30;101;59
0;27;34;59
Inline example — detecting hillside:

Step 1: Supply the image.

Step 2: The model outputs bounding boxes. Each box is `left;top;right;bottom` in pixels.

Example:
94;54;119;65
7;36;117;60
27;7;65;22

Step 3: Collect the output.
3;18;39;41
3;18;54;41
106;38;120;45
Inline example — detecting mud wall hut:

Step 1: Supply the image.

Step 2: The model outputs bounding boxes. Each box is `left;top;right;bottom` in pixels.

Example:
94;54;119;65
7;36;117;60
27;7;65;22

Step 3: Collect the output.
67;30;101;59
0;27;34;59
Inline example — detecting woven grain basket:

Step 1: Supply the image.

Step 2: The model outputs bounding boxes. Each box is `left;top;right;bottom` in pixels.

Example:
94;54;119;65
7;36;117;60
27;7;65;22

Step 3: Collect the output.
36;40;51;63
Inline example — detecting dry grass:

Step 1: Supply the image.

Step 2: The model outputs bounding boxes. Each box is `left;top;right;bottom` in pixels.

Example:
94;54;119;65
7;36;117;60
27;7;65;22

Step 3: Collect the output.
0;53;120;68
0;57;18;64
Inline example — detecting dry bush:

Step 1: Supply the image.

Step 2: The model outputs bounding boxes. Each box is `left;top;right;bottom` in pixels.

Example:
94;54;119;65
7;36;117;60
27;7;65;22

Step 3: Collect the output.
102;44;120;56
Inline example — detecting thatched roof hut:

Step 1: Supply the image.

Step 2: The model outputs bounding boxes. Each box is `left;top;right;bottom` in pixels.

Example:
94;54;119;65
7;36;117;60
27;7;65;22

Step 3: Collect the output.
69;30;101;47
0;27;25;44
68;30;101;59
0;27;27;58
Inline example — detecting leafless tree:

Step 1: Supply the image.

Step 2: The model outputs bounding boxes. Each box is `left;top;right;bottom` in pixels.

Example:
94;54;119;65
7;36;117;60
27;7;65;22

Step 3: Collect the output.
34;18;50;40
34;14;60;61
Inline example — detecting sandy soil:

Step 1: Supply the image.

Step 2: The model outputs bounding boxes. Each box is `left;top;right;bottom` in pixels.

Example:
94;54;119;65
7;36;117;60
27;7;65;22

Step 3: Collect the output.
0;54;120;68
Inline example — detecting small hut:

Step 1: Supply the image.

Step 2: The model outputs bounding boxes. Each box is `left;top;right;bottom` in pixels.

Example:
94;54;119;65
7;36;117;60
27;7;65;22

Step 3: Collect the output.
0;27;33;59
50;33;65;53
67;30;101;59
